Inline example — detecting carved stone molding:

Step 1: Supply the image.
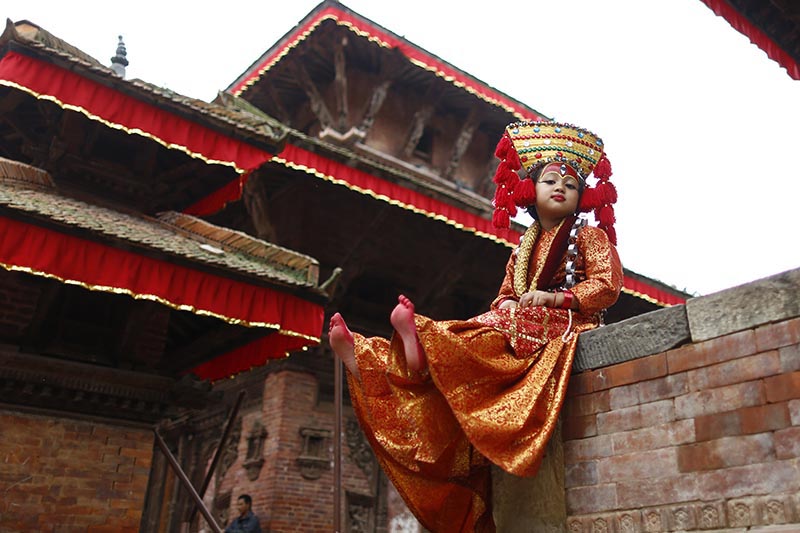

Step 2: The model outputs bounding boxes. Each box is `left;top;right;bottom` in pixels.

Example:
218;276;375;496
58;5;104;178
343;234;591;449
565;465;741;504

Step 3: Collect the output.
243;421;268;481
297;427;331;480
566;493;798;532
346;417;375;480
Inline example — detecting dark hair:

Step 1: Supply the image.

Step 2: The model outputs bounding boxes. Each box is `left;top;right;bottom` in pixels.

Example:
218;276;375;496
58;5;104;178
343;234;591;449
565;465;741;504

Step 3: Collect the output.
238;494;253;506
524;164;586;220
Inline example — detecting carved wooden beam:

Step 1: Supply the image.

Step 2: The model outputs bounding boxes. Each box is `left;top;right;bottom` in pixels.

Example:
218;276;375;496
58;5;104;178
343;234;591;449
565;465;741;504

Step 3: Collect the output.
357;49;404;136
263;83;293;125
242;172;278;243
401;82;445;158
334;36;349;131
443;106;482;180
291;62;335;130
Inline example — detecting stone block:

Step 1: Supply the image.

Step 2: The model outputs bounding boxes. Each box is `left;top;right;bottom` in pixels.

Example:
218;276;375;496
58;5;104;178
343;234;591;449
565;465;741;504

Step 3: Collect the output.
574;305;690;372
687;268;800;343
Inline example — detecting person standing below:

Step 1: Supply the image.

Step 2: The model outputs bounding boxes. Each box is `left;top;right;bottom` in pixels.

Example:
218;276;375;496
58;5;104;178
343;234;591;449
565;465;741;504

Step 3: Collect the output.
224;494;262;533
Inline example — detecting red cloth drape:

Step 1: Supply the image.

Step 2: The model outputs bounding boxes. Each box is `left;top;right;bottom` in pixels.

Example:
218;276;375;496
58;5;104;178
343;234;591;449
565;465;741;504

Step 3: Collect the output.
700;0;800;80
0;51;278;170
0;215;323;378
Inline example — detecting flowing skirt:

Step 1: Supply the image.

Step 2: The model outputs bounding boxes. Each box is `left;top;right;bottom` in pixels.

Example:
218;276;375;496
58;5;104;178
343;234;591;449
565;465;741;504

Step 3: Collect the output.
347;306;598;532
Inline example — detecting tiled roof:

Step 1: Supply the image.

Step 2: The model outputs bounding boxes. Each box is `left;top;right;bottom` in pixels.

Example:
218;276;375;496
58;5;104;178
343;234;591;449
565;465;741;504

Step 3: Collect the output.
0;158;320;290
1;20;288;149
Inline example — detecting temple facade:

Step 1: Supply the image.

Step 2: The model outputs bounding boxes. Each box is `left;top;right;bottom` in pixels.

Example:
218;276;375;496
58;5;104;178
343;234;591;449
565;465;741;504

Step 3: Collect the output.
10;3;797;533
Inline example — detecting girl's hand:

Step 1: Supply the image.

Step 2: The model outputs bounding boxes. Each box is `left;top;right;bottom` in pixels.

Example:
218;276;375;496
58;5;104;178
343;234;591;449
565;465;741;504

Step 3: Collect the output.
498;299;518;310
519;290;557;308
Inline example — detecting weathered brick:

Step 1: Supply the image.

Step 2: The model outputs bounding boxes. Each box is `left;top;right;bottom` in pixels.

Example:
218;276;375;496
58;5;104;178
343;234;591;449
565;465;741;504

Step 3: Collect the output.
778;344;800;372
567;370;596;396
608;382;639;409
667;329;757;373
740;402;792;434
638;373;689;403
774;427;800;459
564;434;614;463
687;351;782;392
755;317;800;352
596;447;679;482
563;390;610;417
592;353;667;391
596;399;674;435
675;381;765;419
677;433;774;472
790;399;800;426
565;461;598;488
695;410;742;441
764;372;800;403
616;475;699;508
698;460;800;500
565;484;618;515
562;414;597;440
611;419;695;455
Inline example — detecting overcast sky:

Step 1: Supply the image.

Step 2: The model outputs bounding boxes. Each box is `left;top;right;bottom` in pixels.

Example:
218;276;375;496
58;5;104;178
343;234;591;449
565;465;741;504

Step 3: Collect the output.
3;0;798;296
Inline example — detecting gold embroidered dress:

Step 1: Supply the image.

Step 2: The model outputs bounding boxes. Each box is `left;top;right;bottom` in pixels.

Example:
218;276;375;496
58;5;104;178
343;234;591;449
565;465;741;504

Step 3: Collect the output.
347;222;623;532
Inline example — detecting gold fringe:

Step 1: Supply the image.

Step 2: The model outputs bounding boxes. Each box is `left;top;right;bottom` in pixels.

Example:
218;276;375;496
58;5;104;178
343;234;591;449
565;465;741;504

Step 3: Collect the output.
0;80;247;174
270;155;517;248
620;285;677;307
0;260;321;333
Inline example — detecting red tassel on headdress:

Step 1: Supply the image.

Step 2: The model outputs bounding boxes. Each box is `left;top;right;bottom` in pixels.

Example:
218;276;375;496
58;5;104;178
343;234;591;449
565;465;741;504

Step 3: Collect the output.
494;134;512;160
495;184;511;206
511;178;535;206
578;187;600;212
597;182;618;205
493;208;510;229
605;226;617;246
506;146;522;171
493;161;518;185
597;205;616;228
593;154;612;182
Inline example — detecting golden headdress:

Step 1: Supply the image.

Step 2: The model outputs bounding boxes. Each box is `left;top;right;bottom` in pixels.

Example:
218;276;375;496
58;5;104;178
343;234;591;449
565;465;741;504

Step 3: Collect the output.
492;121;618;244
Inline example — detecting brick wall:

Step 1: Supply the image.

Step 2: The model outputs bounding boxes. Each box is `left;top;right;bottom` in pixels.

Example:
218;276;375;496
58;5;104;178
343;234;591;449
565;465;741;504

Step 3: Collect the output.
211;368;374;532
560;269;800;532
0;410;153;532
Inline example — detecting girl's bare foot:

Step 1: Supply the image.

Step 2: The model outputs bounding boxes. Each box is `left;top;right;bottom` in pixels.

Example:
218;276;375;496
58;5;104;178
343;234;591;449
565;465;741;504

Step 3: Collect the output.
390;295;427;373
329;313;360;380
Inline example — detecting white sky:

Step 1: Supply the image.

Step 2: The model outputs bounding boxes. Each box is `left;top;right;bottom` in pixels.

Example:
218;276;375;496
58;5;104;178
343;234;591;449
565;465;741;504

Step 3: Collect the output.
3;0;799;296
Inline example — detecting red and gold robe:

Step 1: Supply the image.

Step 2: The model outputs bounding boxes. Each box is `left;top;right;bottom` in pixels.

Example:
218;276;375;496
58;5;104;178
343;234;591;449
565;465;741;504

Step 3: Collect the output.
347;223;623;532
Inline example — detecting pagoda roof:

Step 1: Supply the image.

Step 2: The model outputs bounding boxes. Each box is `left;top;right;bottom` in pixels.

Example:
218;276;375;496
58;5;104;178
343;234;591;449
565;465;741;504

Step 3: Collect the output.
1;19;287;167
227;0;547;122
699;0;800;79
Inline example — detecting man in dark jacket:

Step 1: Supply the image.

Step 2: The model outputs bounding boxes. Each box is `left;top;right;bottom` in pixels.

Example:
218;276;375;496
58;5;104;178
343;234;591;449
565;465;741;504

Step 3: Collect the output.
225;494;262;533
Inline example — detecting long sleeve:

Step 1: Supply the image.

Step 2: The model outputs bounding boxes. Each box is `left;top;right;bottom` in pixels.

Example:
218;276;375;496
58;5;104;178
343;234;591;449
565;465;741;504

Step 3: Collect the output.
570;226;623;316
490;250;518;310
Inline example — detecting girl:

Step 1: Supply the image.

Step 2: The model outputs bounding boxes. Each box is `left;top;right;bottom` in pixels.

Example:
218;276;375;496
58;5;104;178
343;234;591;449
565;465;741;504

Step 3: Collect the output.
329;121;623;532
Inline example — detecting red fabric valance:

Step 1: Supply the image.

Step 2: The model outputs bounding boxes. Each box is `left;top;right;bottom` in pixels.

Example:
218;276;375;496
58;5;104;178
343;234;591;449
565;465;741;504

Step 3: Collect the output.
229;5;544;121
0;51;278;171
0;215;323;378
700;0;800;80
622;274;685;307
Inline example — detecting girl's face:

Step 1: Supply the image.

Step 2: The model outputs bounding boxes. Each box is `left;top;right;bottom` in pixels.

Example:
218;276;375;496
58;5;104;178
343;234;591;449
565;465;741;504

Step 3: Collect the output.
534;163;580;221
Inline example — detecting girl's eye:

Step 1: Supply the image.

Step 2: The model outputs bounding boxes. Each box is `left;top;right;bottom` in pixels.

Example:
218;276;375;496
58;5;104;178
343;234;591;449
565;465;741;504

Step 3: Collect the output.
543;180;556;185
566;184;577;190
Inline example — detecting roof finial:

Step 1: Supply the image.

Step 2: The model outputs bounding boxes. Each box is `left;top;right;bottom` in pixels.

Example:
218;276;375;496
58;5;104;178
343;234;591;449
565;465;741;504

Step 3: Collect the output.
110;35;128;78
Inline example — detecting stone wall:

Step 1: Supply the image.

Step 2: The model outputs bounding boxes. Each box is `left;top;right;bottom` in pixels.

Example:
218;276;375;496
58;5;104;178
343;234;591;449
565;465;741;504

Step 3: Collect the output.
560;268;800;532
0;410;153;532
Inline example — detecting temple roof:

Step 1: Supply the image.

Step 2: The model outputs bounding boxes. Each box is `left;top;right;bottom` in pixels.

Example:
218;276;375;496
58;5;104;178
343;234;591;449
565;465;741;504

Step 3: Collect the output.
0;158;320;293
699;0;800;79
227;0;547;121
1;19;288;152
